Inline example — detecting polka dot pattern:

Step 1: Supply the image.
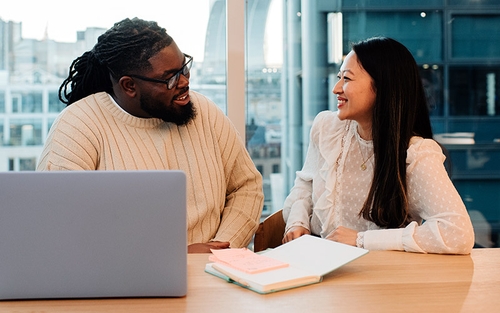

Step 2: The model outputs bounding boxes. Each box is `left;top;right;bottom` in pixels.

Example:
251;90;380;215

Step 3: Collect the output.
282;111;475;254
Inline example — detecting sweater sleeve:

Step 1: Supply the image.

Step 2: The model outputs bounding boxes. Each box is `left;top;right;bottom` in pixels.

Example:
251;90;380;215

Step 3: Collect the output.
203;97;264;248
363;138;475;254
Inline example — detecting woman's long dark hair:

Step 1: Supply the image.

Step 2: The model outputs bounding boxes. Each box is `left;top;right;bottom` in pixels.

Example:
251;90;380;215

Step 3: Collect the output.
59;17;173;105
354;37;433;228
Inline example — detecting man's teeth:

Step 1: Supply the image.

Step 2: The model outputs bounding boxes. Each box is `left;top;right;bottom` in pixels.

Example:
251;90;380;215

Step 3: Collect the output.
178;95;187;100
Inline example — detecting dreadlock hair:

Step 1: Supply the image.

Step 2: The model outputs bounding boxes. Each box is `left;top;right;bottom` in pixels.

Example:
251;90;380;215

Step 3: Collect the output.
354;37;433;228
59;17;173;105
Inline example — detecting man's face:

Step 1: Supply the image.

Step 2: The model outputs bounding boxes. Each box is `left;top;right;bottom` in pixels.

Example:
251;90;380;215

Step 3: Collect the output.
134;42;196;125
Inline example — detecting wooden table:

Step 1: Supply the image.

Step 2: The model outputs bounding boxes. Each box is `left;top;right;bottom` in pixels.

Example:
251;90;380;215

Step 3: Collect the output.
1;249;499;312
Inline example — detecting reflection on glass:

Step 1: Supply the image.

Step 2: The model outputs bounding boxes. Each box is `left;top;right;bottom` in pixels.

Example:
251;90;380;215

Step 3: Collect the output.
420;66;443;116
449;66;500;116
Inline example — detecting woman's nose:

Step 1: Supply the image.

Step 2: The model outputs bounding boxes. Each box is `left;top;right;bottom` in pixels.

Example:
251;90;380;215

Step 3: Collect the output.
332;79;342;94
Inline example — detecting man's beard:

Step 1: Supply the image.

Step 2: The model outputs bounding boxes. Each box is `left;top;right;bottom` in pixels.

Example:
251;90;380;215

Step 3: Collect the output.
140;93;196;125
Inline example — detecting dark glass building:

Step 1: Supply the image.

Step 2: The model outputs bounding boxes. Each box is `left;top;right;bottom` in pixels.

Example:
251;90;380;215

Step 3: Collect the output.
281;0;500;247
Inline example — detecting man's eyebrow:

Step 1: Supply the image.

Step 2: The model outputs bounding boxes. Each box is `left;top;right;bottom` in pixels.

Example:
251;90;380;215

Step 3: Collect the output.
160;56;188;77
159;68;179;78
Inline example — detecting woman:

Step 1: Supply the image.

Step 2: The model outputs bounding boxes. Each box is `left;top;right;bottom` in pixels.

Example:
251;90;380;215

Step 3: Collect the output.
282;37;474;254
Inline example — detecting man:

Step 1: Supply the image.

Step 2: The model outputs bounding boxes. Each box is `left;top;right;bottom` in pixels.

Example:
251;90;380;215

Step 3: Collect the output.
37;17;264;253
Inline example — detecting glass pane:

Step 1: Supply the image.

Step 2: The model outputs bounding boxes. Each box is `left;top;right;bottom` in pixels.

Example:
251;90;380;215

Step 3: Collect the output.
48;91;65;113
451;15;500;59
9;119;43;146
449;66;500;117
19;91;43;113
0;91;5;112
343;11;442;63
0;119;4;145
450;0;500;5
420;65;444;116
19;158;37;171
343;0;442;7
197;0;227;113
0;0;217;171
246;0;283;215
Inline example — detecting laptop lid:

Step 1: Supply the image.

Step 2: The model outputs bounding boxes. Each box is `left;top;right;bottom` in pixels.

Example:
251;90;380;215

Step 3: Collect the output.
0;170;187;300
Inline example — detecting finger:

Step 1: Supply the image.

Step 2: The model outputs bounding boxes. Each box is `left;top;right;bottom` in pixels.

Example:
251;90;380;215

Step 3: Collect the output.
284;231;298;243
282;233;292;244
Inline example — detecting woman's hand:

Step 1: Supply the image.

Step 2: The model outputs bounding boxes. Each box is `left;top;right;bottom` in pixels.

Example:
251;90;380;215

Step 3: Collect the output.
326;226;358;246
282;226;310;244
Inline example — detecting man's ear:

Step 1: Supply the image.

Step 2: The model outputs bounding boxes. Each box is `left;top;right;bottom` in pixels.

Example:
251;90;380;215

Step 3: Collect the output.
118;76;138;98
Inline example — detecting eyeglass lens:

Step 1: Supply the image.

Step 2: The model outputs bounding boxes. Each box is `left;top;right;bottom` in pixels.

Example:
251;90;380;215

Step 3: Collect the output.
168;57;192;89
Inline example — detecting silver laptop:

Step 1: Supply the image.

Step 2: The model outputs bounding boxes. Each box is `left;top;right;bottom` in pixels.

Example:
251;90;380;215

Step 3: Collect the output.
0;170;187;300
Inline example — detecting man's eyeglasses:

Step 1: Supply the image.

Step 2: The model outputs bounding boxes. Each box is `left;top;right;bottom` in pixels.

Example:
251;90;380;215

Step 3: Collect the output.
129;54;193;90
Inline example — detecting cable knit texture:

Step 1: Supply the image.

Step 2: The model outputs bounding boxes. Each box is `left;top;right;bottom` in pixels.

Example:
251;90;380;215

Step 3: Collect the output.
282;110;475;254
37;91;264;248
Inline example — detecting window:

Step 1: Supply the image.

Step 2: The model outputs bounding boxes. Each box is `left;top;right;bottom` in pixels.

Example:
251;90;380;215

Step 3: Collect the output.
449;66;500;117
9;119;42;146
10;91;43;113
19;158;37;171
343;11;442;63
0;0;217;170
451;14;500;59
278;1;500;247
0;119;4;145
48;91;65;113
420;66;444;117
0;91;5;112
2;0;499;247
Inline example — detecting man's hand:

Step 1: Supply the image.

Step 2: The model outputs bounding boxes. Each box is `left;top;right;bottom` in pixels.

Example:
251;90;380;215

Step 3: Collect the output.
188;241;231;253
326;226;358;246
282;226;310;244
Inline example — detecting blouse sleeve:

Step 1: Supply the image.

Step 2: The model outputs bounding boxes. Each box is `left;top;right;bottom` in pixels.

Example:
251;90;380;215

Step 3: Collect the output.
363;138;475;254
282;112;329;233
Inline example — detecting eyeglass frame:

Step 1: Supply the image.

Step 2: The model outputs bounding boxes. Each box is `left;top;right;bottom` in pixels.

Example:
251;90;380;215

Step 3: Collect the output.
127;53;193;90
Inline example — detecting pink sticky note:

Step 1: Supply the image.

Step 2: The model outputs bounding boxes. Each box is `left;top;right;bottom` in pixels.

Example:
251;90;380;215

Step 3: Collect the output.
209;248;289;274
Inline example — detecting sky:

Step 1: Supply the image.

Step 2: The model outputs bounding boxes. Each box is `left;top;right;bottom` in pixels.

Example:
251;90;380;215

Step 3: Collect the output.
1;0;211;61
1;0;282;65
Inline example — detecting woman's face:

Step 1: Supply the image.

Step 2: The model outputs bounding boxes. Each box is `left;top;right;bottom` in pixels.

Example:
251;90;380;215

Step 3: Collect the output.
333;51;376;127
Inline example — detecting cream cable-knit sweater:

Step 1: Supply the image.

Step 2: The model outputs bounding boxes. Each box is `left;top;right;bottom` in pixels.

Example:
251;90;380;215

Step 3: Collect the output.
37;91;264;248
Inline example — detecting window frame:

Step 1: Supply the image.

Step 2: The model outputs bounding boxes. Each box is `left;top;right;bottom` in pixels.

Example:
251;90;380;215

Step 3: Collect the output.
226;0;246;140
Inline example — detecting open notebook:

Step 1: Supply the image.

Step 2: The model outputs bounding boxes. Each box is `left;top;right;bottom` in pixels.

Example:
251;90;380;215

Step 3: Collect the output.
0;170;187;300
205;235;369;294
